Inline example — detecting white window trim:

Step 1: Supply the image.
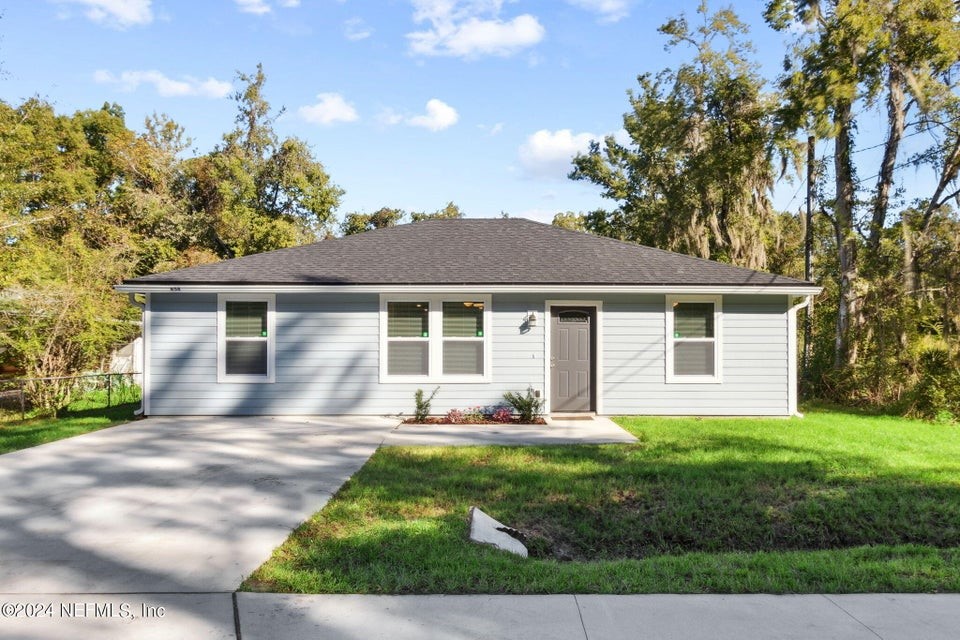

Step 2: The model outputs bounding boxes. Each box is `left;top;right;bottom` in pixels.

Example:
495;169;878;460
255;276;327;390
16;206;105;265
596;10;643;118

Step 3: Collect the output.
379;294;492;384
665;294;723;384
217;293;276;383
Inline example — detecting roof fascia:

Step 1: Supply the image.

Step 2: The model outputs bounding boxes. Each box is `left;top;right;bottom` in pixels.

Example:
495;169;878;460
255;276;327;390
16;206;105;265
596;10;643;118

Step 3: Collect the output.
115;283;823;296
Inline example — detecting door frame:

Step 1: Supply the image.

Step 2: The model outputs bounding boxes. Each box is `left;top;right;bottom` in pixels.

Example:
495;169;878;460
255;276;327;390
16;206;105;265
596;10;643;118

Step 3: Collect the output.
544;300;603;414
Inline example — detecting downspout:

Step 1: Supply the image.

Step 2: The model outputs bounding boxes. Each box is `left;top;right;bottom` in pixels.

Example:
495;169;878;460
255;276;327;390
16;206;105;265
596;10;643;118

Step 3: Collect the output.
127;293;146;416
787;296;812;417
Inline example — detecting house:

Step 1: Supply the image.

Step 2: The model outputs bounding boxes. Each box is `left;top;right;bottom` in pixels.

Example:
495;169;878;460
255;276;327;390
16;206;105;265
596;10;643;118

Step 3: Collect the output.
116;218;822;417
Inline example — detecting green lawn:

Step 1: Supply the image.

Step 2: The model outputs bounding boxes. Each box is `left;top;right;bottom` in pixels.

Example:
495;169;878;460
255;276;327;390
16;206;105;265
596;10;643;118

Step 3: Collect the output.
0;389;141;455
244;409;960;594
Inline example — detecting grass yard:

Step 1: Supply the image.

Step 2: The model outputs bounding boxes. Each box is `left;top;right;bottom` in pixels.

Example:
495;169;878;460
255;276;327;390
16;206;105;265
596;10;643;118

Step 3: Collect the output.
0;389;141;455
244;409;960;594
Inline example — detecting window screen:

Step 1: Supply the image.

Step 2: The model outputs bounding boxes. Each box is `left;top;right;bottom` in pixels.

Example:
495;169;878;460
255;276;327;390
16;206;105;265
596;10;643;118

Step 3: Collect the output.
225;341;268;375
443;340;483;375
673;302;714;338
670;300;717;379
226;301;268;337
674;341;715;376
223;299;270;378
442;301;484;337
388;342;429;376
388;302;429;337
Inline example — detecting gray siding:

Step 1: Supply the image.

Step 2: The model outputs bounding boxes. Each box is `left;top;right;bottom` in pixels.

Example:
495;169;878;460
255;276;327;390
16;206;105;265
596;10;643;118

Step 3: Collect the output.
601;294;789;415
146;291;790;416
148;292;544;416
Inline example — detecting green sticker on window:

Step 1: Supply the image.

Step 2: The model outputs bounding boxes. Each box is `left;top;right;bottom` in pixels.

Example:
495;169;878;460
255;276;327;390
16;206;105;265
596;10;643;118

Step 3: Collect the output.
476;330;483;337
674;331;681;338
422;331;429;337
261;331;268;337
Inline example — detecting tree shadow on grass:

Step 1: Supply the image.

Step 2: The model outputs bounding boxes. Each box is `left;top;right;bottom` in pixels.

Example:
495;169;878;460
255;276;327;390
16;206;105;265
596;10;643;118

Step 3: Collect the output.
321;440;960;563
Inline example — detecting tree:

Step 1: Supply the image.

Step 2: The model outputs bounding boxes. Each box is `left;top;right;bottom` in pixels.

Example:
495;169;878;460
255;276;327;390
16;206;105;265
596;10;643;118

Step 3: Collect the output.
551;211;587;231
339;207;404;235
765;0;960;367
0;232;137;414
0;99;142;410
570;2;780;269
340;202;465;235
410;201;464;221
188;64;343;257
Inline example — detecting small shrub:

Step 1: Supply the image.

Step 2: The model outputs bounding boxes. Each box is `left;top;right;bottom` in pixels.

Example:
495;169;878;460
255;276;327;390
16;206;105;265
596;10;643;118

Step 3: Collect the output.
445;408;465;424
463;405;485;423
414;387;439;422
491;407;513;423
502;387;544;423
909;348;960;422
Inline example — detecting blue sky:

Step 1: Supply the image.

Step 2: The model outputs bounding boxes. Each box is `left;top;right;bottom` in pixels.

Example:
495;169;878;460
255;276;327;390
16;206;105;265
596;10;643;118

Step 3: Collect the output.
0;0;931;223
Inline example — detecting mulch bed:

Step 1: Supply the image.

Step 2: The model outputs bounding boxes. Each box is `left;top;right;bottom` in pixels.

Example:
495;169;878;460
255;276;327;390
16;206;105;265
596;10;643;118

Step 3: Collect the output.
402;417;548;425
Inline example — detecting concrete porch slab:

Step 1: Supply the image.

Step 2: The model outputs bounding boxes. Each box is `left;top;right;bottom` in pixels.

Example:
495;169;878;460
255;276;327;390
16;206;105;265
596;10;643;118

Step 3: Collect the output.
381;416;636;446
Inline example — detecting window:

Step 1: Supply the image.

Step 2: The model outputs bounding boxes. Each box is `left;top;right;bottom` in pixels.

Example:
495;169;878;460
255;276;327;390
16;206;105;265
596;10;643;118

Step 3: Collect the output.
442;301;485;375
218;294;275;383
665;295;721;383
380;295;491;382
387;301;429;376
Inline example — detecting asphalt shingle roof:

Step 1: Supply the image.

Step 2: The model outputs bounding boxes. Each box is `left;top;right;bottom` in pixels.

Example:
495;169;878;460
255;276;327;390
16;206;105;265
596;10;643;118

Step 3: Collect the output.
123;218;814;287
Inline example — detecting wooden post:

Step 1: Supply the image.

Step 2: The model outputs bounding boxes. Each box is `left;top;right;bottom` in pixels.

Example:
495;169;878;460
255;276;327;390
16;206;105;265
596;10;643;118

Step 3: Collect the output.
107;374;112;408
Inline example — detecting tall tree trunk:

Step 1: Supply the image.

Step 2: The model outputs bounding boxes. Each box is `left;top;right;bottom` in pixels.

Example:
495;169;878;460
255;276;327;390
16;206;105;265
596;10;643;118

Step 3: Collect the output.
803;135;815;378
834;100;859;368
868;65;906;252
902;217;916;297
920;133;960;233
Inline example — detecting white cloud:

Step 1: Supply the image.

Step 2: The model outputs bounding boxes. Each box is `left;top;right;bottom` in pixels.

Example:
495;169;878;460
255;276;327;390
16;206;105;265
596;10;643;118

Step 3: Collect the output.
377;108;405;126
477;122;504;136
94;70;232;98
378;99;460;131
233;0;302;14
407;0;545;58
55;0;153;28
297;93;360;125
343;17;372;41
406;99;459;131
518;129;599;180
235;0;271;14
565;0;630;23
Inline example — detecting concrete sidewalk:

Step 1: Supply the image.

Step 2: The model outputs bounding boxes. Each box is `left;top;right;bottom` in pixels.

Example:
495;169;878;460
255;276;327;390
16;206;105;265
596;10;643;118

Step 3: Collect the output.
2;593;958;639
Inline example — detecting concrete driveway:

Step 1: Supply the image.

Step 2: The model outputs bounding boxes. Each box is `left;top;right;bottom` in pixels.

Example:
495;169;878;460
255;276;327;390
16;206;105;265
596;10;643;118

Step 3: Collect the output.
0;415;397;593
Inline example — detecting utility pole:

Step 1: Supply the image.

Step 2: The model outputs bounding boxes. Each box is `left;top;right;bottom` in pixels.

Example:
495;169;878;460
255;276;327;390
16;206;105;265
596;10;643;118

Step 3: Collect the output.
803;135;815;379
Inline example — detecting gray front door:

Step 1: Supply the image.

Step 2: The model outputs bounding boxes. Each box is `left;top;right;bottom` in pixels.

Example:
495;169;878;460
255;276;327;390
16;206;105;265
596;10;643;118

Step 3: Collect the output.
550;307;593;412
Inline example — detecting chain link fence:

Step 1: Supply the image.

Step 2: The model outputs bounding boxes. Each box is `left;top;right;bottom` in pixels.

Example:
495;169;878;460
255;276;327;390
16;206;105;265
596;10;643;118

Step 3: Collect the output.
0;372;141;420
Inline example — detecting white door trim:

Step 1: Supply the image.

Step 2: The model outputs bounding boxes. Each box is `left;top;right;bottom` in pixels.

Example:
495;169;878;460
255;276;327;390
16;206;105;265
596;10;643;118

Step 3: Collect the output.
544;300;604;415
